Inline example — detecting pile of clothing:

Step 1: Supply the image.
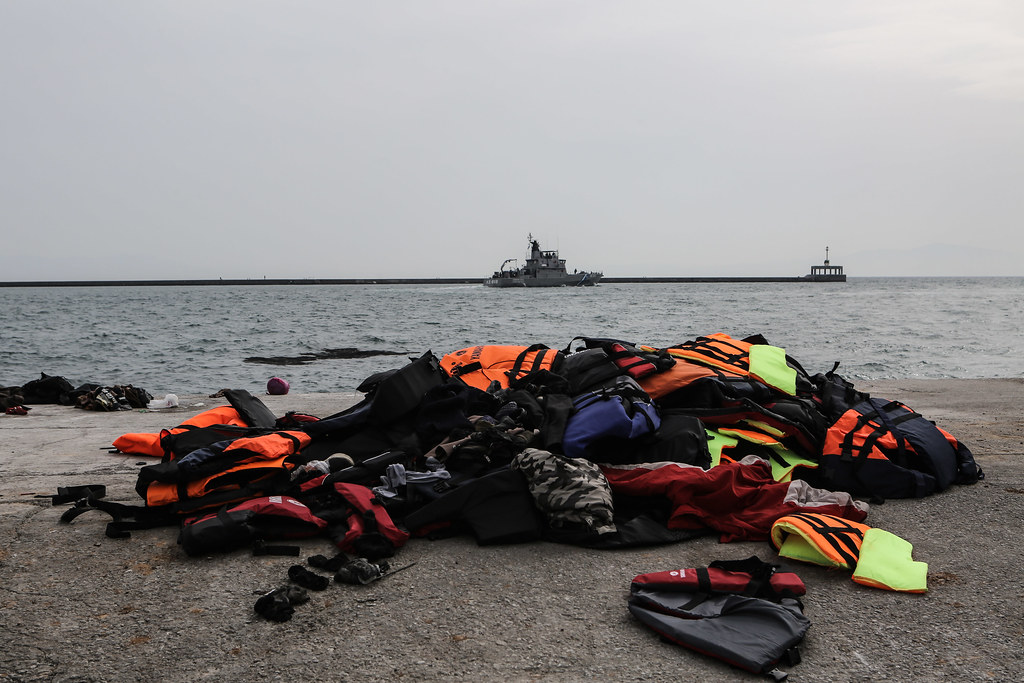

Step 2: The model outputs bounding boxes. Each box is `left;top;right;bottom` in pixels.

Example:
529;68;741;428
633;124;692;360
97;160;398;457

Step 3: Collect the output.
56;334;985;677
2;372;152;412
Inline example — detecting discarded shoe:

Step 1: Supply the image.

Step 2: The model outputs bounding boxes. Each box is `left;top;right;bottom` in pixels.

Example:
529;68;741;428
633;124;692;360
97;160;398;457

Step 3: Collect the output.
308;552;351;572
254;585;309;622
334;558;391;585
288;564;330;591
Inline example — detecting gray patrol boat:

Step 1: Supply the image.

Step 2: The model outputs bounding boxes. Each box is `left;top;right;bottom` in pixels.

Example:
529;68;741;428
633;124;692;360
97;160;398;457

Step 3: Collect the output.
485;235;602;287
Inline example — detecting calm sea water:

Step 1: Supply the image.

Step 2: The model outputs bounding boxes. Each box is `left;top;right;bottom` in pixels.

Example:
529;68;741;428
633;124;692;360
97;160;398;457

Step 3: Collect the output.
2;278;1021;396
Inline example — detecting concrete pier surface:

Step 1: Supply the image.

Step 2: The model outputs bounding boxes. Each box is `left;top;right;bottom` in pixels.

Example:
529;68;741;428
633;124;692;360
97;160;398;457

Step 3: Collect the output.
1;379;1022;682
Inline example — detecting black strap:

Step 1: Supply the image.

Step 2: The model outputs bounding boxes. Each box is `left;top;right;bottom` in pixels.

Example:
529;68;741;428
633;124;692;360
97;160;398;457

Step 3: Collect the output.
530;348;551;374
279;431;302;452
451;361;481;377
634;401;658;433
680;336;749;370
45;484;107;505
708;555;776;598
839;409;878;460
695;567;712;593
253;540;300;556
872;401;918;467
507;344;550;382
787;513;863;567
59;495;178;539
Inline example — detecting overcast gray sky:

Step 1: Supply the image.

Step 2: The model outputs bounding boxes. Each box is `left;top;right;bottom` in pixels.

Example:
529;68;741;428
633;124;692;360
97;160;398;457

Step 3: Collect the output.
2;1;1023;280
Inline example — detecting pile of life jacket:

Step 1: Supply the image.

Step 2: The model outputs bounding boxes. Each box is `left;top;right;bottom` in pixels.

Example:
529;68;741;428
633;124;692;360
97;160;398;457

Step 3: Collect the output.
62;334;984;549
51;334;985;670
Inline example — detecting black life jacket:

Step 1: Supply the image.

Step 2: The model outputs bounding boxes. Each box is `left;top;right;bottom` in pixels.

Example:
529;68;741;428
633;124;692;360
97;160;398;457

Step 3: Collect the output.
656;375;827;458
584;410;711;468
629;556;809;677
403;467;545;546
811;397;983;499
301;351;446;461
561;337;674;395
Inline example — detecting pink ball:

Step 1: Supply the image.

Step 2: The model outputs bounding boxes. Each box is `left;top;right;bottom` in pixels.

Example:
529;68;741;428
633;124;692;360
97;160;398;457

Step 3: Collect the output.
267;377;290;395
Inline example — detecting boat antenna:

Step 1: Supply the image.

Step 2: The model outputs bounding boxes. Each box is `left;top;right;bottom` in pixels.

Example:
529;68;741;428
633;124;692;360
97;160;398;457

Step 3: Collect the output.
824;246;830;266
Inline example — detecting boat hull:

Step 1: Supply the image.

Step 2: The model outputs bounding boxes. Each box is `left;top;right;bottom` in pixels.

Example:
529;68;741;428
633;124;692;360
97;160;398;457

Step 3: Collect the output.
485;272;602;287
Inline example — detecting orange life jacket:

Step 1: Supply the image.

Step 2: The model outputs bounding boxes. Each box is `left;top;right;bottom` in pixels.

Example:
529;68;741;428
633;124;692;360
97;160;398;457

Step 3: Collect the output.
440;344;563;391
637;356;733;399
770;512;870;569
644;333;799;396
112;405;247;457
662;333;758;374
817;397;981;499
139;431;311;513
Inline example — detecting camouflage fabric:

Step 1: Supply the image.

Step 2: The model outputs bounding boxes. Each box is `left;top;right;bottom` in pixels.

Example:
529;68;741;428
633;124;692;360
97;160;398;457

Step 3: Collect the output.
511;448;616;535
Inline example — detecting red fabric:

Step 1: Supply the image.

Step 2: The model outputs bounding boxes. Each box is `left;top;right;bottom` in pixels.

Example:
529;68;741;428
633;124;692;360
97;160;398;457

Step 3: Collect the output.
631;566;806;596
602;459;867;542
332;482;410;551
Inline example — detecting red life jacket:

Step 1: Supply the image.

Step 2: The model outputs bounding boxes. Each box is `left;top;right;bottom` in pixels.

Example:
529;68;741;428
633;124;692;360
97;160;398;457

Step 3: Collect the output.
299;476;409;557
180;495;328;556
629;556;809;676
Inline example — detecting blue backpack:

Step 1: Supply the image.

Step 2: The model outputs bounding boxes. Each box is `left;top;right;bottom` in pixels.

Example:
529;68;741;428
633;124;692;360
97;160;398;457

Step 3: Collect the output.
562;377;660;460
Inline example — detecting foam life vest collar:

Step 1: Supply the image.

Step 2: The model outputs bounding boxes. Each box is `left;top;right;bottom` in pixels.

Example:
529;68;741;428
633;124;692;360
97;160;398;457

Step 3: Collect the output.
631;556;806;600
